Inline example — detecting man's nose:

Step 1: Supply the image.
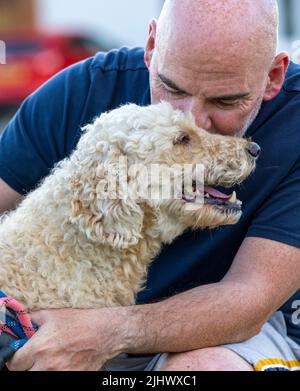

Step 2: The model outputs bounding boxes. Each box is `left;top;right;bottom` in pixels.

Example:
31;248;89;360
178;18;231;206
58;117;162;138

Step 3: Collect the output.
180;99;212;130
191;106;212;130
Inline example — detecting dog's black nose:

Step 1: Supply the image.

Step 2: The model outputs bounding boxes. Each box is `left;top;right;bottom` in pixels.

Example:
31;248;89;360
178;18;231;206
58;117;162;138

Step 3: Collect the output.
246;142;261;158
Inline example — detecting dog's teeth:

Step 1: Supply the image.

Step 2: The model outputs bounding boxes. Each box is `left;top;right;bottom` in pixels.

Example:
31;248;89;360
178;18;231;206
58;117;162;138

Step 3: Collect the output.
237;200;242;206
184;194;196;202
204;193;210;198
228;191;237;204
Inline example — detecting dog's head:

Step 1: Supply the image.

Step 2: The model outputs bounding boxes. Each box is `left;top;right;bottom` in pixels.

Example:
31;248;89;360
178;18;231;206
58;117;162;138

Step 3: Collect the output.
69;102;260;248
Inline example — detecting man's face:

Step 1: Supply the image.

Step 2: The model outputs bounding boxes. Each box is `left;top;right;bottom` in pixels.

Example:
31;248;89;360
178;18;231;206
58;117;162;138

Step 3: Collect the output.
148;45;268;137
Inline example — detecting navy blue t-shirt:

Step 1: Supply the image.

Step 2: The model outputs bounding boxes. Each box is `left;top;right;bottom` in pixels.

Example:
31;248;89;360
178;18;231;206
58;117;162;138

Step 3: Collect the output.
1;47;300;344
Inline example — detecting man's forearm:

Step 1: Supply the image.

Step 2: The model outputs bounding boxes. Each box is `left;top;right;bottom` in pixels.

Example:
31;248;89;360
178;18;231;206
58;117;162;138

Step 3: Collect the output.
114;281;269;355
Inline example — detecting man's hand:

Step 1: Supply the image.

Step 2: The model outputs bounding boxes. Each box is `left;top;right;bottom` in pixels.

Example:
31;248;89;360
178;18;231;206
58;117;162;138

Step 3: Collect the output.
6;307;126;371
7;237;300;370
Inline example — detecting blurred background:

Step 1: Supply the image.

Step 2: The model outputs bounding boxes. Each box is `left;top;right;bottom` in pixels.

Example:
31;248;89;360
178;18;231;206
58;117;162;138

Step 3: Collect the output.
0;0;299;133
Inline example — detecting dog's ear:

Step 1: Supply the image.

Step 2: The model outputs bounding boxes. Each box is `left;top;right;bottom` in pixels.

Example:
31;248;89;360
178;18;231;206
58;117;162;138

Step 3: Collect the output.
68;121;144;250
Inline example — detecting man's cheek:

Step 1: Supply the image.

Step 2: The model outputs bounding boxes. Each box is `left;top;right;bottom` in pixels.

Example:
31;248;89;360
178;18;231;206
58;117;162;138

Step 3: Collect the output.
213;114;243;136
150;86;163;104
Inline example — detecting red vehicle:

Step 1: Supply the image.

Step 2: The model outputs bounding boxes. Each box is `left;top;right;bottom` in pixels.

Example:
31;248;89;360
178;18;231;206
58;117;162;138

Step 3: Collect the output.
0;31;105;105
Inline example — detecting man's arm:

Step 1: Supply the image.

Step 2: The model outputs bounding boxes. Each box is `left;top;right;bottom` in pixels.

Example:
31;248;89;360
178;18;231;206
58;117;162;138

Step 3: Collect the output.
7;236;300;370
0;178;23;214
124;237;300;354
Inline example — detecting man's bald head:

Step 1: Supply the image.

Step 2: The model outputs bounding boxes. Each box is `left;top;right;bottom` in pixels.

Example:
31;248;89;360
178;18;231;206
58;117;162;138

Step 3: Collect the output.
156;0;279;72
144;0;288;136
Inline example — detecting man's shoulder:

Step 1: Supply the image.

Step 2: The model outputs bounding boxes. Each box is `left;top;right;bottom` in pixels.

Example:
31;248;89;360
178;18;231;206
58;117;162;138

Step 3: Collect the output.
248;61;300;141
23;46;149;131
89;46;147;74
46;46;148;95
36;46;148;99
76;46;150;126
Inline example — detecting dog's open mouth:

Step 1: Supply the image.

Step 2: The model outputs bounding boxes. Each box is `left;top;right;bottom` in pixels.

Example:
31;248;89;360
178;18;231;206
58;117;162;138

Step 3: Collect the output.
182;182;242;213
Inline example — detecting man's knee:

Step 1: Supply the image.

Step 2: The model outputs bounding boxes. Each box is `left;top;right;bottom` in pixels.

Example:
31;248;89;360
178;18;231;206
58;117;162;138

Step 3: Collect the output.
158;347;254;371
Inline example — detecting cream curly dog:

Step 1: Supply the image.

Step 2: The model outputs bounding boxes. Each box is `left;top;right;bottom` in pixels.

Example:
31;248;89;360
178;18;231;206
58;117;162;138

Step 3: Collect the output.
0;102;259;311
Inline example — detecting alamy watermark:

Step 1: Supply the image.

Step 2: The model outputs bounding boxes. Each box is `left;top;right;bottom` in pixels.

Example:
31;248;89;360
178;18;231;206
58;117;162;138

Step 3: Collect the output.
0;40;6;65
95;157;205;206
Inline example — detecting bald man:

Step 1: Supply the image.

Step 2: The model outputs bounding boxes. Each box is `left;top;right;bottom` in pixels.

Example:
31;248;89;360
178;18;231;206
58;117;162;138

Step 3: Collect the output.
1;0;300;371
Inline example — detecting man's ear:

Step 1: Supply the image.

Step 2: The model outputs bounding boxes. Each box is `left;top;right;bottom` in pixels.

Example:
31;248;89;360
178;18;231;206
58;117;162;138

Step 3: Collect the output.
144;19;157;69
263;53;290;101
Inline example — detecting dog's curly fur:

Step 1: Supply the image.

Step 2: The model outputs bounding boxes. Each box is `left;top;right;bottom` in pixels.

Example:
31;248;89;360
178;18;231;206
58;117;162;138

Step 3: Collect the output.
0;102;257;311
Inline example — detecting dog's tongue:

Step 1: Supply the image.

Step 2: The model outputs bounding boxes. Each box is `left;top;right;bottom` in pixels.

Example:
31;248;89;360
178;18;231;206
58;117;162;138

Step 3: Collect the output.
204;186;232;200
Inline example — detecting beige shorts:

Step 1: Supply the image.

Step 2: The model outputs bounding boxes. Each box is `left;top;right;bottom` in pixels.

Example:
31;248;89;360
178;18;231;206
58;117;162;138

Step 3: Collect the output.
102;312;300;371
225;311;300;371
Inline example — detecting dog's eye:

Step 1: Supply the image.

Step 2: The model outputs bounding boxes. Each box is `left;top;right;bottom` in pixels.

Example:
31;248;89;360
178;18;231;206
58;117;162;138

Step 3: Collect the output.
174;133;191;145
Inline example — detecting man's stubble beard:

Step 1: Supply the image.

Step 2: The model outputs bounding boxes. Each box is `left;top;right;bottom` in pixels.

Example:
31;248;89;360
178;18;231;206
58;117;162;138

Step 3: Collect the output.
237;97;264;138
